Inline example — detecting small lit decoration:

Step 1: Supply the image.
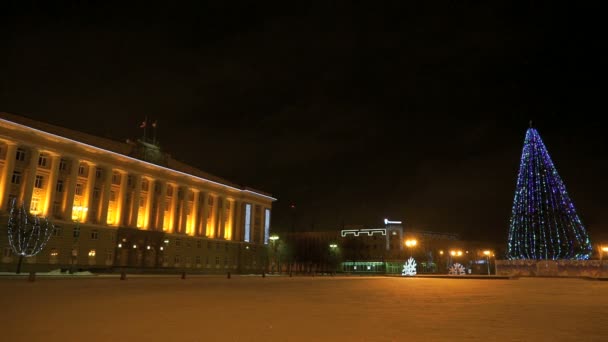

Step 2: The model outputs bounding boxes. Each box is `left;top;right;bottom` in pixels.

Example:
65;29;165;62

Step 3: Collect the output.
401;257;417;276
7;199;55;274
507;124;592;260
448;263;466;275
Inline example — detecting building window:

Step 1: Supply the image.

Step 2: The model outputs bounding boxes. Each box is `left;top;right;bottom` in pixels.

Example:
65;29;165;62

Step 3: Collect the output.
106;250;113;263
53;226;62;236
195;255;201;264
216;242;220;250
174;255;181;264
95;168;102;178
93;188;100;200
196;240;201;248
59;159;67;171
244;203;252;242
226;201;230;209
91;230;98;240
73;227;80;238
30;198;39;212
38;154;47;167
88;249;96;257
224;257;228;266
215;256;220;265
208;196;214;206
167;186;173;197
207;241;211;249
4;247;12;257
141;179;149;192
264;208;271;245
175;239;181;247
75;183;83;196
34;175;44;189
50;248;59;257
139;196;145;207
11;171;21;185
56;180;64;193
15;148;25;161
110;191;116;202
111;172;120;185
78;164;85;176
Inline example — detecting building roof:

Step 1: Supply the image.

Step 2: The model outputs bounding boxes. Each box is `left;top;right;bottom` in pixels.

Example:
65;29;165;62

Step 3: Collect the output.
0;111;275;200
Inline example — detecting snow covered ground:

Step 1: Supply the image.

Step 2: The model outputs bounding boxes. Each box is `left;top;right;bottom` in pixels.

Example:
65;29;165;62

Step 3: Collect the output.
1;276;607;341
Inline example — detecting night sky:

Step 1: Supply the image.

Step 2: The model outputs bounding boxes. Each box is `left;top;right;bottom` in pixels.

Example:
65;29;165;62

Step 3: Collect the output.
1;2;606;244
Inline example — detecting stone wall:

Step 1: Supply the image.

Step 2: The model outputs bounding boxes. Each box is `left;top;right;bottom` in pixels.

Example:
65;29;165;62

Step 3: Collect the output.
496;259;608;277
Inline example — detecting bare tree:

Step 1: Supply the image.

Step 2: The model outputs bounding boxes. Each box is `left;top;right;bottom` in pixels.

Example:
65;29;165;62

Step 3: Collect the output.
7;199;54;274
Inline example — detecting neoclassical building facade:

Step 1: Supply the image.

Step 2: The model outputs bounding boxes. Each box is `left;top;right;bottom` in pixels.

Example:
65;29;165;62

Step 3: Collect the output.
0;112;275;272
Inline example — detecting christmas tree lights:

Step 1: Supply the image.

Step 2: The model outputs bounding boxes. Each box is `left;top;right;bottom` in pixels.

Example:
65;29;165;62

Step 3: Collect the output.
507;126;592;260
7;199;55;273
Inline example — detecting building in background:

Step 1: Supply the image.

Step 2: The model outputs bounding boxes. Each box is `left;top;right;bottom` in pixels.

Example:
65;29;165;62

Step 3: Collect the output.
0;112;275;273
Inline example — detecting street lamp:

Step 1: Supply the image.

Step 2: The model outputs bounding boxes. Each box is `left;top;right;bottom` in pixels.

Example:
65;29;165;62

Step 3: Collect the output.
405;239;417;258
269;235;279;273
483;250;492;275
600;246;608;273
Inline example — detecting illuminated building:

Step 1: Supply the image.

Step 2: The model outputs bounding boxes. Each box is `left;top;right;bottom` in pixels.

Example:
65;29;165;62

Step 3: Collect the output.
0;112;275;272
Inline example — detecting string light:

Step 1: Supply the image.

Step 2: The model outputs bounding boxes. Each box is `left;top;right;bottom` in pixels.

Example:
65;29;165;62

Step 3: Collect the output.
507;127;592;260
7;199;54;272
401;257;417;276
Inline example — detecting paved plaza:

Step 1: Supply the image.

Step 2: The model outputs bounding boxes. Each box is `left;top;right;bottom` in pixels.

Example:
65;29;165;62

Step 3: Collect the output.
1;275;607;341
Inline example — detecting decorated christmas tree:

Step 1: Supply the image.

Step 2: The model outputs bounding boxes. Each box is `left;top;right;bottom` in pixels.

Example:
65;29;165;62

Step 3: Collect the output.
507;124;592;260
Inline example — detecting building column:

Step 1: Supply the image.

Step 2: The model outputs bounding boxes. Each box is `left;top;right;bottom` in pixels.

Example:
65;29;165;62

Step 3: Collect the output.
116;171;128;227
21;147;40;211
42;154;61;217
155;180;167;231
83;162;96;223
169;184;178;233
0;142;17;211
216;196;225;239
98;166;112;225
179;185;188;234
191;189;200;235
64;158;80;220
233;200;242;242
199;192;209;236
144;177;155;230
129;173;142;228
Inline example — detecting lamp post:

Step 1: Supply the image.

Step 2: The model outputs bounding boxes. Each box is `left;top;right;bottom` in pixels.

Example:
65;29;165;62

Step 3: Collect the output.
600;245;608;275
405;239;417;258
329;244;338;274
483;250;492;275
269;235;279;274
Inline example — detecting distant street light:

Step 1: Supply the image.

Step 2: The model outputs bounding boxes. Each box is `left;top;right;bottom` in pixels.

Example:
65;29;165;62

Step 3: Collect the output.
269;235;279;274
405;239;417;258
483;250;492;275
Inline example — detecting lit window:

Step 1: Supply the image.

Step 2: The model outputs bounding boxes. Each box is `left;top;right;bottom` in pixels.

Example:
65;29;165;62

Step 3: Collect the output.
30;198;40;212
56;180;64;192
50;248;59;257
15;148;25;161
75;183;83;195
91;230;98;240
38;154;47;167
11;171;21;184
88;249;96;257
34;175;44;189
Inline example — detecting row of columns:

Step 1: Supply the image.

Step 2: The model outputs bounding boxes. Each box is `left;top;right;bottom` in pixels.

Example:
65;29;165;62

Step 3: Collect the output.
0;142;266;243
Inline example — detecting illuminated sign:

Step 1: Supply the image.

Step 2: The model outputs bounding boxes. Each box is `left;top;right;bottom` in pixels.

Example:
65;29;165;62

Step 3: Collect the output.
341;229;386;237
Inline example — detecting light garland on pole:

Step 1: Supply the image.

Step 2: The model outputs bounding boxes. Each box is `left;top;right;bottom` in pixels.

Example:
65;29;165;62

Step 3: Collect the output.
7;199;55;273
507;125;592;260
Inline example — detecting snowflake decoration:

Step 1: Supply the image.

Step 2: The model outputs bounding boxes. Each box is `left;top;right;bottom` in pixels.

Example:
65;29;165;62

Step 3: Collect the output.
401;257;417;276
448;263;466;275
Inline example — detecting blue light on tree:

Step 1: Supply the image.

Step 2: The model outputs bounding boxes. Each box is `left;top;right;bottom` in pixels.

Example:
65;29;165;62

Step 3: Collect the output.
507;124;592;260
